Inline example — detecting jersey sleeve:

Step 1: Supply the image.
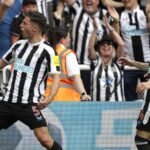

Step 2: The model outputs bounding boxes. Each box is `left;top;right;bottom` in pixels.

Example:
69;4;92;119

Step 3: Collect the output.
2;43;16;64
47;47;60;75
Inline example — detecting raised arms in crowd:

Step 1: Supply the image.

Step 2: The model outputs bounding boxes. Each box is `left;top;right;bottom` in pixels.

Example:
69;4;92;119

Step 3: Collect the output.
88;16;124;60
0;0;14;22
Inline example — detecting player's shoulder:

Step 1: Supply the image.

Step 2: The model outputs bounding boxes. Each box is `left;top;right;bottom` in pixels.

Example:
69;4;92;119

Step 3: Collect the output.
42;41;55;54
13;39;28;47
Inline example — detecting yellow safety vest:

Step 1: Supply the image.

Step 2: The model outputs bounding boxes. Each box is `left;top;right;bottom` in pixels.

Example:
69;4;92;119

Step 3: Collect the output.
45;44;80;101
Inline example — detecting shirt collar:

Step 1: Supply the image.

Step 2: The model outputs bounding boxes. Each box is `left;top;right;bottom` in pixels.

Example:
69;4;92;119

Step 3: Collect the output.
125;5;140;14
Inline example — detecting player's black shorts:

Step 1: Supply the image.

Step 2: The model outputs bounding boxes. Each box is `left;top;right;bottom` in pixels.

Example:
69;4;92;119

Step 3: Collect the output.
136;109;150;131
0;101;47;130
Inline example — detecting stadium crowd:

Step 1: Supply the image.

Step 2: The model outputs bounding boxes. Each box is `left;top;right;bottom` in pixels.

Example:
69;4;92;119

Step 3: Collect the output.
0;0;150;150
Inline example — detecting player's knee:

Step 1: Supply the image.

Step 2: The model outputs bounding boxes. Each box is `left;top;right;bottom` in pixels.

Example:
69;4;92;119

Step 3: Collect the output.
135;135;150;150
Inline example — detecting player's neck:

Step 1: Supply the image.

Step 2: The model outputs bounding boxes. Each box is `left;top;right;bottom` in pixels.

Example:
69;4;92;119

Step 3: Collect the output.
28;35;43;44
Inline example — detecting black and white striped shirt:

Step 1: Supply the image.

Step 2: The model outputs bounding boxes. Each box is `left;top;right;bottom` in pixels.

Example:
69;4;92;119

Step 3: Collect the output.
90;55;124;101
119;5;150;62
37;0;51;24
70;0;108;65
136;87;150;131
2;39;60;104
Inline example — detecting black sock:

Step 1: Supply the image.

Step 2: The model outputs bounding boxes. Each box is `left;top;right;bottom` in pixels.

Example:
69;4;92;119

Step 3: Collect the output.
135;135;150;150
51;141;63;150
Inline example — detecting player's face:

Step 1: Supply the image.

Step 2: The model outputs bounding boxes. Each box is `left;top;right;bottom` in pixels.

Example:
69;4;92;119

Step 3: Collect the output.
122;0;138;10
22;4;38;13
82;0;100;15
20;16;34;39
98;42;114;64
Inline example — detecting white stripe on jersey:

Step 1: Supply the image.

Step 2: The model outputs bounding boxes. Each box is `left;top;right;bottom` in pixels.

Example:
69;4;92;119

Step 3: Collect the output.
71;0;108;65
2;39;60;104
120;5;150;62
91;55;124;101
37;0;51;24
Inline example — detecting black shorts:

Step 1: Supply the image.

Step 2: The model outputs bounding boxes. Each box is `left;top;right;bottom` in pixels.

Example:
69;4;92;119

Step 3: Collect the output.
136;109;150;132
0;101;47;130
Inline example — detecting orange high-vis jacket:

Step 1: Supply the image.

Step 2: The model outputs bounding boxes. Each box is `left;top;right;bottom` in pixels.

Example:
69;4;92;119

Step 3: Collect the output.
44;44;80;101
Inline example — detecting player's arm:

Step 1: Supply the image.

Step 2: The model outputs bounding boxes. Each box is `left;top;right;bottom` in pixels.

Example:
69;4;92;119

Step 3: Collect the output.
0;0;14;22
46;73;60;102
38;74;60;110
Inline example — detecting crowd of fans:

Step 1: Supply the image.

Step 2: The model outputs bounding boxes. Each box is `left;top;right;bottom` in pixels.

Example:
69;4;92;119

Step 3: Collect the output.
0;1;150;149
0;0;149;102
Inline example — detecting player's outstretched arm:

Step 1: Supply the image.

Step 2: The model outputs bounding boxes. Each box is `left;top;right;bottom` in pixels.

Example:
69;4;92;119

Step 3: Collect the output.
37;74;60;110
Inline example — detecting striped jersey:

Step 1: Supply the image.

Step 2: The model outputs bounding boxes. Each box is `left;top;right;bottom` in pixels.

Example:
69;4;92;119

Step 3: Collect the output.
136;87;150;131
36;0;52;24
119;5;150;62
2;39;60;104
90;55;124;101
70;0;108;65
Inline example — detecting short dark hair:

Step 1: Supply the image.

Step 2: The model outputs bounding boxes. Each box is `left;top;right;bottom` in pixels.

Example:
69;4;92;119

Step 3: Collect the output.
22;0;37;6
94;35;116;51
49;27;69;47
25;11;47;34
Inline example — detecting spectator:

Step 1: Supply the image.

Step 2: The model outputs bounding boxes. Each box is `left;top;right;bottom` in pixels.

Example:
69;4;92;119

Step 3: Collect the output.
117;0;150;101
0;11;62;150
65;0;122;94
0;0;14;22
11;0;38;44
88;16;125;101
0;0;21;57
119;57;150;150
36;0;51;24
45;27;91;101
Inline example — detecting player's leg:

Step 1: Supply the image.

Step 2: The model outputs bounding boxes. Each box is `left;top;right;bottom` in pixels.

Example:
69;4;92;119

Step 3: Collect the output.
34;126;63;150
0;101;17;129
19;104;62;150
135;135;150;150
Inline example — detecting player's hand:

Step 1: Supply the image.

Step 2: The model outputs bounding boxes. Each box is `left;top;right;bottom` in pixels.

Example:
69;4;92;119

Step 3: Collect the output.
136;81;150;94
2;0;14;7
37;96;51;110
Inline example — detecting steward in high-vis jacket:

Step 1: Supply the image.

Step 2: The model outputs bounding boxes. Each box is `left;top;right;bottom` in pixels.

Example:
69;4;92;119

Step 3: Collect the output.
45;28;91;101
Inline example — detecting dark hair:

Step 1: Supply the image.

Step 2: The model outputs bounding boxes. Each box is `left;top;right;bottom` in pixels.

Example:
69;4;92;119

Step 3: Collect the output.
24;11;47;35
22;0;37;6
94;35;115;51
49;27;69;48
